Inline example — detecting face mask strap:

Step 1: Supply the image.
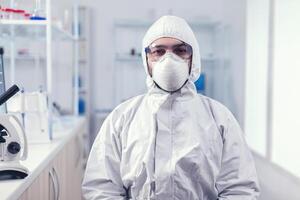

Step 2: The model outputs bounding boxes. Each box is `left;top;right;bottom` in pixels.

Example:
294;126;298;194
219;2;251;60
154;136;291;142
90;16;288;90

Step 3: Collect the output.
188;53;193;75
153;79;189;94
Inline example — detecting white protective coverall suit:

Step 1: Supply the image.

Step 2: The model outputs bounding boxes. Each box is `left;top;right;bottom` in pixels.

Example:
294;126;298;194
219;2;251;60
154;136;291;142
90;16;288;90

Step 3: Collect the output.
82;15;260;200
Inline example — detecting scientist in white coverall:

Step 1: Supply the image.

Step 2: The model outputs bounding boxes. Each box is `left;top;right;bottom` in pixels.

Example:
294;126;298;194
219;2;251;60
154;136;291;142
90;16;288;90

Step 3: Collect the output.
82;15;260;200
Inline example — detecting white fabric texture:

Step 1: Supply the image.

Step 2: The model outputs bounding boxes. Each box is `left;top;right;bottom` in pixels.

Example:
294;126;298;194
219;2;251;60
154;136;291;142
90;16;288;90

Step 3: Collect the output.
82;15;260;200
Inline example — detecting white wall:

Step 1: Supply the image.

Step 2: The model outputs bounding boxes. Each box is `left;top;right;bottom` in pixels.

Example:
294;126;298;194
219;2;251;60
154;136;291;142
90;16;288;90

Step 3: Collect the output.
245;0;269;156
245;0;300;199
82;0;247;125
222;0;247;127
272;0;300;179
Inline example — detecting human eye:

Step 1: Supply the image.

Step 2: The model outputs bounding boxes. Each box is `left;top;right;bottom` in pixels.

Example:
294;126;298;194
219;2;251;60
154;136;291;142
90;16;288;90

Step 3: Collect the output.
151;48;166;56
173;46;188;55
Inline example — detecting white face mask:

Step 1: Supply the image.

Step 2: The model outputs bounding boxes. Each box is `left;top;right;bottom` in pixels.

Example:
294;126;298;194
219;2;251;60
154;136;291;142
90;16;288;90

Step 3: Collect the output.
151;53;190;92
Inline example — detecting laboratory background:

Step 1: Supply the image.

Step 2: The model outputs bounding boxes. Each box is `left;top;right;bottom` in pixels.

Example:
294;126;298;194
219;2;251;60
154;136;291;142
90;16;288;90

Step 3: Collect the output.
0;0;299;199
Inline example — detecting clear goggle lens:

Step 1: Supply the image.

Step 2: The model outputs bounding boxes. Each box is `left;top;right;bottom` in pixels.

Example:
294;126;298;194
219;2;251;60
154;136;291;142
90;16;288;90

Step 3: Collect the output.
145;42;192;61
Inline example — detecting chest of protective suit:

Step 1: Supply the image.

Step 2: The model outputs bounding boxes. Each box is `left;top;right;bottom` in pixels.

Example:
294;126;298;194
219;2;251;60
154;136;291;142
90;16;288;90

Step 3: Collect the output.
119;96;224;199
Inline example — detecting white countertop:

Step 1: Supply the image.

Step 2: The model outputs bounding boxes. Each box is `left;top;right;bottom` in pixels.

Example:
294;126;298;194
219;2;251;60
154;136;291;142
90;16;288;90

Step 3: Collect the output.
0;116;86;200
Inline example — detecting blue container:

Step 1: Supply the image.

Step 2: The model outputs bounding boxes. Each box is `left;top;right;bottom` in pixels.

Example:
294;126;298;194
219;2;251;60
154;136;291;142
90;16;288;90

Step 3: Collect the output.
194;73;206;94
78;97;85;115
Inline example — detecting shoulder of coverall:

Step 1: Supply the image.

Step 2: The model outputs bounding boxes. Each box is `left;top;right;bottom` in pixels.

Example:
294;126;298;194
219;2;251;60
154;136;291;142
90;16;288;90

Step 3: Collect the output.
106;94;145;134
197;93;240;137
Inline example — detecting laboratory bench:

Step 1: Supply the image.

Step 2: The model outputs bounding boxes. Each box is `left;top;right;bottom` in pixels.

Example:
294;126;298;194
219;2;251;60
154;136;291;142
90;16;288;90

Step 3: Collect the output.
0;116;88;200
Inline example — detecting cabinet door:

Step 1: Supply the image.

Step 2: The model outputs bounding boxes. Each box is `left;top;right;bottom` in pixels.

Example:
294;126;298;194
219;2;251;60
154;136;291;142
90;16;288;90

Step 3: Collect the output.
49;131;85;200
65;133;85;200
18;166;50;200
50;149;67;200
19;126;86;200
47;132;85;200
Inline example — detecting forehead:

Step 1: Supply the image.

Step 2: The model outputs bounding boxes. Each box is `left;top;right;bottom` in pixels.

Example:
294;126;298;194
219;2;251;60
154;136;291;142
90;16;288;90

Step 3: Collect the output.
150;37;183;48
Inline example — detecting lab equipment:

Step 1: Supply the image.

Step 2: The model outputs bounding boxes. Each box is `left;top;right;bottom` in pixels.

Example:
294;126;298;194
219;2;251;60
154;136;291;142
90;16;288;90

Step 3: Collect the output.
82;16;260;199
12;9;26;20
0;85;28;180
0;7;29;20
30;16;46;20
30;0;46;20
0;85;20;106
0;0;44;20
0;47;7;114
6;90;49;143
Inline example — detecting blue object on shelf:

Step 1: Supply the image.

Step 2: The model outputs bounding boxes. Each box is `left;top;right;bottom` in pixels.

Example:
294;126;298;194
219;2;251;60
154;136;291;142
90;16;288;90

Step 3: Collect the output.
78;97;85;115
30;16;46;20
194;73;206;94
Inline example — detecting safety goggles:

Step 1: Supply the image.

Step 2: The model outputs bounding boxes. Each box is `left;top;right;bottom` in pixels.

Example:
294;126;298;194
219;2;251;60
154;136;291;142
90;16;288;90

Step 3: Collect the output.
145;42;193;61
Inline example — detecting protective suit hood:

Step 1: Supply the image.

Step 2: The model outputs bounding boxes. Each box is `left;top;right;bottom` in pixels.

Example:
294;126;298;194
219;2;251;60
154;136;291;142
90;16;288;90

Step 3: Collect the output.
142;15;201;91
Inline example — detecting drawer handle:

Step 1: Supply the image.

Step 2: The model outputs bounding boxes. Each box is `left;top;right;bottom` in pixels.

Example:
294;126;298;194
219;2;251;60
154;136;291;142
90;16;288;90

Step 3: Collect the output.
49;167;60;200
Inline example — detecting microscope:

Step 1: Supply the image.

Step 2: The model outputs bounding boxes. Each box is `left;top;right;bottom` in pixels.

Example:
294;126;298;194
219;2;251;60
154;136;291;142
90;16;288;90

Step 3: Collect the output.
0;85;28;180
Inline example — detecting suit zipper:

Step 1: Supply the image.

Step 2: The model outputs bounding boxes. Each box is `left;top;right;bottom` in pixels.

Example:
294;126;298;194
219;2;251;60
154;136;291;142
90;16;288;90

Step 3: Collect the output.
170;99;175;199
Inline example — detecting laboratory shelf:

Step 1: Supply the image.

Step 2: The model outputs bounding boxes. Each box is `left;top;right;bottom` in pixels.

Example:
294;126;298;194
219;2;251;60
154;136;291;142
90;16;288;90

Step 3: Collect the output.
4;57;87;63
0;19;48;26
114;19;151;27
115;53;142;62
4;56;46;62
114;19;220;29
189;21;221;29
0;23;77;41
